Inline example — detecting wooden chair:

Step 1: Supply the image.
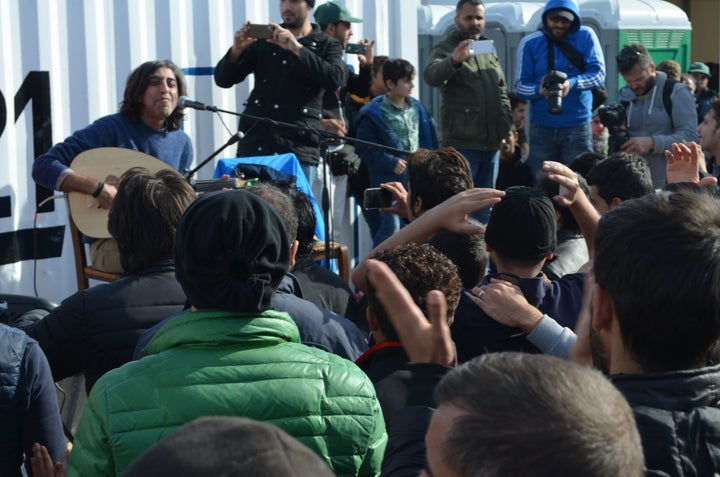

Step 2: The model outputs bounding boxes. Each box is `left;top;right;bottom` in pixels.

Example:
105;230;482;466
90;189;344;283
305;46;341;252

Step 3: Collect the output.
312;240;350;285
68;218;121;291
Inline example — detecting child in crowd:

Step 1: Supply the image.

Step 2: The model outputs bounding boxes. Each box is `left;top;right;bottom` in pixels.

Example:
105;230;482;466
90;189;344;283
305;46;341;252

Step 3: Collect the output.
355;58;438;246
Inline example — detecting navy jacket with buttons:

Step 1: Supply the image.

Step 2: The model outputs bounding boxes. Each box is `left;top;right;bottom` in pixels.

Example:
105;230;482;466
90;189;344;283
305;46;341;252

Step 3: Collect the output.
214;23;347;165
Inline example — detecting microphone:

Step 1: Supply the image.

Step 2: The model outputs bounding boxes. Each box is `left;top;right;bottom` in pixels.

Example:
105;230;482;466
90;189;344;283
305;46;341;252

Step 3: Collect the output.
227;130;245;145
178;96;219;112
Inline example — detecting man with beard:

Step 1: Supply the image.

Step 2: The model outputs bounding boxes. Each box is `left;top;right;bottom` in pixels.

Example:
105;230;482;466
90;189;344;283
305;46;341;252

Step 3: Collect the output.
424;0;512;222
214;0;347;186
515;0;605;180
589;189;720;475
617;43;697;188
465;186;720;475
32;60;193;272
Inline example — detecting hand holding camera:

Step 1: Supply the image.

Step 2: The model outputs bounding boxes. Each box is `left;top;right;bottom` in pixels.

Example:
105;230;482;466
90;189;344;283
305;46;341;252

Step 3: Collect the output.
598;103;629;153
541;70;569;114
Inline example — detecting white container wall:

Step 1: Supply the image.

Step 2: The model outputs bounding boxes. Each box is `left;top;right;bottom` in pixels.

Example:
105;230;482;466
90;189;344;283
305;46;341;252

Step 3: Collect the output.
0;0;422;302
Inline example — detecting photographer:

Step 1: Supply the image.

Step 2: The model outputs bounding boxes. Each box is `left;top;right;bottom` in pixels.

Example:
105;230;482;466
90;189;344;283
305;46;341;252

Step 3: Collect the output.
515;0;605;181
616;43;698;188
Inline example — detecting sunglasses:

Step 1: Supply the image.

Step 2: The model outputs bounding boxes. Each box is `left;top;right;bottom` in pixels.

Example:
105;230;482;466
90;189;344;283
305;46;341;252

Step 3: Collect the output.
616;50;650;67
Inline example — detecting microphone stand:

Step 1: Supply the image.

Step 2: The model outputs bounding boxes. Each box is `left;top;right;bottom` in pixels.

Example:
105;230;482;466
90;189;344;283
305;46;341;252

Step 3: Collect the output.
200;105;410;270
184;131;242;185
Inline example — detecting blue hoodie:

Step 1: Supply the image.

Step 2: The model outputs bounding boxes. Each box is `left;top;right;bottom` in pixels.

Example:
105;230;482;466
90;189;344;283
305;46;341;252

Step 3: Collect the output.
515;0;605;128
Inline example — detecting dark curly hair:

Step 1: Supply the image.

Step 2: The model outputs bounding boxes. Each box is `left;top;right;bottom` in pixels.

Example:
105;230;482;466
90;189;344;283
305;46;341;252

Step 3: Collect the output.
120;60;187;131
367;243;461;341
407;147;473;216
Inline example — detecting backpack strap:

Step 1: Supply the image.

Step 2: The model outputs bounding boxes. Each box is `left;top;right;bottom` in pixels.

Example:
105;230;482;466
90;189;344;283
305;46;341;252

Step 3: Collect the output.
663;78;676;118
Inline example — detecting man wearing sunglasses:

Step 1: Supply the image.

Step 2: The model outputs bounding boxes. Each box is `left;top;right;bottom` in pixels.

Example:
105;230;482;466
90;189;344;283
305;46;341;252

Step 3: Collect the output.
616;43;698;188
515;0;605;182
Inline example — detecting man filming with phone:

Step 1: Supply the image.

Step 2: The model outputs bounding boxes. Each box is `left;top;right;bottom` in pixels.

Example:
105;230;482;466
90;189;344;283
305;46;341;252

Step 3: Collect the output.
214;0;347;186
424;0;513;222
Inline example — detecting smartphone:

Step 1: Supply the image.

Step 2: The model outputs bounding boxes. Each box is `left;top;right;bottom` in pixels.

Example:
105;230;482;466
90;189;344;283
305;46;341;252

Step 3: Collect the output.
247;24;274;39
363;188;393;210
468;39;495;56
346;43;367;55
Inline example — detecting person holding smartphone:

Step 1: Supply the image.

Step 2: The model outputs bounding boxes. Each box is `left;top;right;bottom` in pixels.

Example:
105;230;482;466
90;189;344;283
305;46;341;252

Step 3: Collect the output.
214;0;347;187
424;0;513;223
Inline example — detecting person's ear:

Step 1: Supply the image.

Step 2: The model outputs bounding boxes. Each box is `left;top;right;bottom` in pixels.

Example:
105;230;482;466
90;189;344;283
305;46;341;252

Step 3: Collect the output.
289;240;299;269
412;196;424;217
592;283;615;332
610;197;623;209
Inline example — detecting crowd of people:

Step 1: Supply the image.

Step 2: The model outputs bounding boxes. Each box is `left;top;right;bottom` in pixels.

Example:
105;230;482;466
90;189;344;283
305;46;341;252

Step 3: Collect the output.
4;0;720;475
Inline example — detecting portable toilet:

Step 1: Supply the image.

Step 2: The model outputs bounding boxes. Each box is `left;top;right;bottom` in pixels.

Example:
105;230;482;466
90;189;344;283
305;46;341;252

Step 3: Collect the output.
418;0;690;118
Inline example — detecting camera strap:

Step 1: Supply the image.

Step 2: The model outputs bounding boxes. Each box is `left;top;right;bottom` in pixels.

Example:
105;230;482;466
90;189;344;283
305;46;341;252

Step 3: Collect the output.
545;34;586;72
545;33;607;109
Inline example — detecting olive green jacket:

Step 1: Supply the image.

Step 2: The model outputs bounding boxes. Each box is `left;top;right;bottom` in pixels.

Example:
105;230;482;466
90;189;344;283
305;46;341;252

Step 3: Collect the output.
424;29;513;151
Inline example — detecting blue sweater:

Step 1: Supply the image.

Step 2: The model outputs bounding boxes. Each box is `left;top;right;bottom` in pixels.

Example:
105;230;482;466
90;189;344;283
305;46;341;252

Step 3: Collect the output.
514;0;605;128
32;113;193;190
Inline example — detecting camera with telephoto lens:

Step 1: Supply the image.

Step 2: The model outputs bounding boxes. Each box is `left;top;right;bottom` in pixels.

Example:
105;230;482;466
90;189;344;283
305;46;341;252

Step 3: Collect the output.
542;70;568;114
598;103;629;153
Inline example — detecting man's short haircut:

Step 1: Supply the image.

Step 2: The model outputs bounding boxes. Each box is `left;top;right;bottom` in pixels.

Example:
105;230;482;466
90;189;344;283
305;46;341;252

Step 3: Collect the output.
707;98;720;128
367;244;461;342
586;152;653;204
428;220;488;289
120;60;187;131
508;91;526;111
594;190;720;372
382;58;415;85
407;148;473;212
434;352;645;477
372;56;389;76
108;167;196;274
247;182;299;243
569;151;604;179
455;0;484;13
617;43;653;75
656;59;681;81
290;189;316;258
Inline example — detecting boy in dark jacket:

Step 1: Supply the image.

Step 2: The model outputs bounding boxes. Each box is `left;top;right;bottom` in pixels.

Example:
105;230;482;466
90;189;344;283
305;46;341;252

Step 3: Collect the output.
355;58;438;246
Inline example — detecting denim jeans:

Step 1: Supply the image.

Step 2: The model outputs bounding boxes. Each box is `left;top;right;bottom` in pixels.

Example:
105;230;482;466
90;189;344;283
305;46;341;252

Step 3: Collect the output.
300;162;318;190
527;123;593;181
457;148;500;224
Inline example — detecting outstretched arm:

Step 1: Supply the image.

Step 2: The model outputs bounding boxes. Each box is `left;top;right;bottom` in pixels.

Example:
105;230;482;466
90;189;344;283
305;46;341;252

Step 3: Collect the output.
542;161;600;258
467;279;576;359
352;188;504;291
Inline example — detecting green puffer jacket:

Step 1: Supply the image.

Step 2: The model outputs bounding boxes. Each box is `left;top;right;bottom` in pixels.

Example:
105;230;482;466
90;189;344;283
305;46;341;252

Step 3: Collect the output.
424;29;513;151
68;310;387;477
